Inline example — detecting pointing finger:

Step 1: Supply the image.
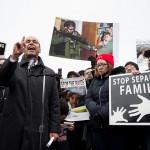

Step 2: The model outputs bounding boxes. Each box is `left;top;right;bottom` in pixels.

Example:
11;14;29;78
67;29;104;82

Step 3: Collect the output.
21;36;25;48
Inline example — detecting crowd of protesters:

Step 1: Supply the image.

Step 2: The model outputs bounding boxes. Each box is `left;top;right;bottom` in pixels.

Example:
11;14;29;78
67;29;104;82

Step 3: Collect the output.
51;50;150;150
1;35;150;150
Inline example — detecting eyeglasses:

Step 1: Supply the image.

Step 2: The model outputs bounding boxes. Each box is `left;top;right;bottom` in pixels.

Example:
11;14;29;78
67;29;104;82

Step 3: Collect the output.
125;65;136;70
96;63;108;68
85;71;92;75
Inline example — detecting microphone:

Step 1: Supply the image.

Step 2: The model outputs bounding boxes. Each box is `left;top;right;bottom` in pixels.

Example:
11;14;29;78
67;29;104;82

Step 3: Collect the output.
28;58;36;70
46;137;54;147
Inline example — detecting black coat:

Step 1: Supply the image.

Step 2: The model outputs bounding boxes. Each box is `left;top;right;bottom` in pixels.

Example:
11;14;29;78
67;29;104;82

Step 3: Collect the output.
85;74;109;128
0;55;60;150
85;66;126;129
0;86;9;113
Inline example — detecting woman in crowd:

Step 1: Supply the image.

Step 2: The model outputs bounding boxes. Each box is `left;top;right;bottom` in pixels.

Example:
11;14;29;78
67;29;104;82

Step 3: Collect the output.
85;53;129;150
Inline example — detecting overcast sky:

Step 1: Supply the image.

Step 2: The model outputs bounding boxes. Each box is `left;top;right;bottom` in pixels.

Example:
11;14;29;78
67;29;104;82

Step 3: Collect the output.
0;0;150;77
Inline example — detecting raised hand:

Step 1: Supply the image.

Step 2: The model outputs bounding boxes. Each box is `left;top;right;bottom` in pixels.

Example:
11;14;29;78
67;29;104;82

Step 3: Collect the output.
111;107;128;123
129;94;150;122
11;36;25;60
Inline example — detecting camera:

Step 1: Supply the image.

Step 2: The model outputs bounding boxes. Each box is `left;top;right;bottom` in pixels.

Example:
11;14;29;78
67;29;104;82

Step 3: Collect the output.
58;68;62;77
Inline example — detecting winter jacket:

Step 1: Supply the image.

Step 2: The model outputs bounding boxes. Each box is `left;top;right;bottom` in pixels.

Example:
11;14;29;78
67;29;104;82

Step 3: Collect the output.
0;55;60;150
85;74;109;128
85;66;125;128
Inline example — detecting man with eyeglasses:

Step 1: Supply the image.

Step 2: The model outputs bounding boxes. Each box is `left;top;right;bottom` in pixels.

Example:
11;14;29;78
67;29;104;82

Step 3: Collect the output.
84;68;94;89
125;51;150;150
124;61;147;150
124;61;139;73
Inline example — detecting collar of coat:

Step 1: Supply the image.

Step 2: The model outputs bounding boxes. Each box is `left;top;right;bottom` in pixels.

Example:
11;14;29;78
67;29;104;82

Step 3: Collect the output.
20;55;45;69
97;74;109;80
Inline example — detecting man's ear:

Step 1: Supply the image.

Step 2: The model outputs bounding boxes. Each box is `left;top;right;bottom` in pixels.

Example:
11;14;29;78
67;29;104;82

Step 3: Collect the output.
39;43;41;53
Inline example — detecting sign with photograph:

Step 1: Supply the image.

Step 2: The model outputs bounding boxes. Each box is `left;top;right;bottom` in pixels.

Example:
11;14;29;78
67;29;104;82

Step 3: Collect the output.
60;77;89;121
60;77;87;96
49;17;119;62
136;40;150;71
109;71;150;125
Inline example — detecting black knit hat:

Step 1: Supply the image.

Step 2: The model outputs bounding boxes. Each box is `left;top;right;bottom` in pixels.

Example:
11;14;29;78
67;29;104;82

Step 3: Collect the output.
144;50;150;58
125;61;139;70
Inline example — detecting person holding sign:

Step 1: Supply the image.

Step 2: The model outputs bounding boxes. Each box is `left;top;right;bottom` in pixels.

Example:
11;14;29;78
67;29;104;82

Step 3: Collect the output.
127;50;150;150
124;61;139;74
85;53;129;150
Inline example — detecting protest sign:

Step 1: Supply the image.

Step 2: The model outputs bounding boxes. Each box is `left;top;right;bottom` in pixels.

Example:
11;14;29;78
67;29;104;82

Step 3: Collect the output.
60;77;88;121
136;40;150;71
65;111;89;122
109;71;150;125
60;77;87;96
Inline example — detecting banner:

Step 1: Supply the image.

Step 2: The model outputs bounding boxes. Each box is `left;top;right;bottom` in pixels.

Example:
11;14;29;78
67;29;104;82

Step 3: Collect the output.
109;71;150;125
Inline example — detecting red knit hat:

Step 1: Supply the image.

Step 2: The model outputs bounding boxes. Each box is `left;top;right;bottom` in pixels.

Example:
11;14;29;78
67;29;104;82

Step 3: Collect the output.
96;54;114;67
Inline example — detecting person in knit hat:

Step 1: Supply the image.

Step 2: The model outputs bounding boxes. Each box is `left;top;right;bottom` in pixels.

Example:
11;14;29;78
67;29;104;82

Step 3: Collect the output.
94;53;114;77
96;53;114;66
85;54;128;150
124;61;139;73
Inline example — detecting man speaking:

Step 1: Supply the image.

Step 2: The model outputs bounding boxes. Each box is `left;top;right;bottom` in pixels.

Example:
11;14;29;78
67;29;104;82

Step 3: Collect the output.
0;36;60;150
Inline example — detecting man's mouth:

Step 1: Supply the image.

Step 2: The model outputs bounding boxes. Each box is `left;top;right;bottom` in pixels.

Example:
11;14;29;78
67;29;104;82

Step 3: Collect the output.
27;45;35;51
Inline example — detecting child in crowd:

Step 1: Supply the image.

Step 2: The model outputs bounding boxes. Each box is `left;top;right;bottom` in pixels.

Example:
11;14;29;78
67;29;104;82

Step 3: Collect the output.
66;88;91;150
67;92;79;110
